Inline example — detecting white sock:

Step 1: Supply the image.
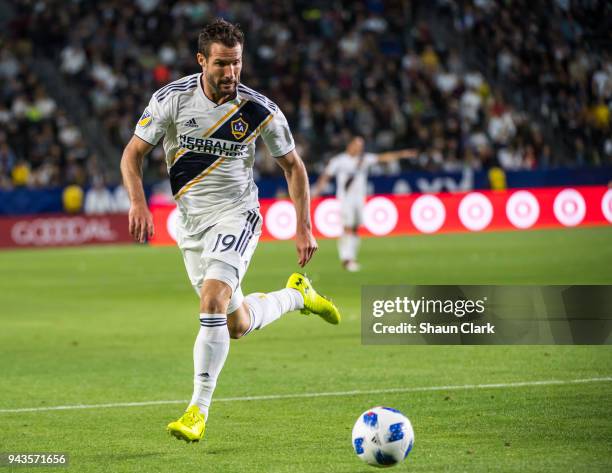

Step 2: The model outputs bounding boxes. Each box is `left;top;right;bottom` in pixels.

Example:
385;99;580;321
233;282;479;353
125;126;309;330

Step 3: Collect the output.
348;234;360;261
189;313;230;421
243;289;304;336
338;234;351;261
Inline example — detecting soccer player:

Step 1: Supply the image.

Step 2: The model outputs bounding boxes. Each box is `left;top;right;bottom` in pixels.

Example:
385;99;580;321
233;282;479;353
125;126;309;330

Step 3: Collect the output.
120;19;340;443
312;136;417;272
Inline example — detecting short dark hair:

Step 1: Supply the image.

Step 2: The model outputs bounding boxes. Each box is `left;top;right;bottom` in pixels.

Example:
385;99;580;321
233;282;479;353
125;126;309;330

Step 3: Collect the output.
198;18;244;58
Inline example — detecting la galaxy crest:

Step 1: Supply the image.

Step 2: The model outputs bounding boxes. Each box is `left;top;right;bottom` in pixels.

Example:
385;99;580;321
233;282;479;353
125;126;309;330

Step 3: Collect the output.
231;116;248;139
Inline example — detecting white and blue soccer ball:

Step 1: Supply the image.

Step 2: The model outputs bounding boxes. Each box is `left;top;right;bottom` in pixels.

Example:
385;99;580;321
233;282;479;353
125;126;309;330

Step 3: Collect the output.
351;406;414;468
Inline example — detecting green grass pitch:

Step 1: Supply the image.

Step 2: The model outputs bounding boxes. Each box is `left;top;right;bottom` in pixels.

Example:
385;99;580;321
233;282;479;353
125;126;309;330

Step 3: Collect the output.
0;227;611;472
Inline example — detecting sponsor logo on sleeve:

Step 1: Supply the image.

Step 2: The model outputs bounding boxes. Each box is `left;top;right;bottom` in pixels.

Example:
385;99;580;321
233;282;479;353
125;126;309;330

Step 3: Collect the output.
138;109;152;128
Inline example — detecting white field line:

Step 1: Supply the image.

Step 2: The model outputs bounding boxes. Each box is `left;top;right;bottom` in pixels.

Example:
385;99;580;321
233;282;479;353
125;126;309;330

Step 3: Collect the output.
1;377;610;414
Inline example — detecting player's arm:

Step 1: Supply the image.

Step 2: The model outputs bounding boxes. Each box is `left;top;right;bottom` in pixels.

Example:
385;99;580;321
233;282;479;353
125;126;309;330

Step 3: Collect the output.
376;149;418;163
122;94;171;243
120;135;154;243
276;149;318;267
311;156;338;198
311;171;332;199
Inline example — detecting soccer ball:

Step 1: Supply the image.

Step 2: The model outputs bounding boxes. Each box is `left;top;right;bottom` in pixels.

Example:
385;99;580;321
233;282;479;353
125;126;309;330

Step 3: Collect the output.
351;407;414;468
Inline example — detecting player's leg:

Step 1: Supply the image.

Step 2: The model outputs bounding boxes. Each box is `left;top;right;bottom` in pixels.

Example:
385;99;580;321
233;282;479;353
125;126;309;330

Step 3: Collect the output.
187;208;264;411
225;208;340;335
220;211;308;337
340;201;361;271
342;227;360;272
180;208;263;418
227;273;341;338
167;222;236;442
167;268;234;443
338;200;356;267
350;200;365;266
226;285;305;338
189;273;234;414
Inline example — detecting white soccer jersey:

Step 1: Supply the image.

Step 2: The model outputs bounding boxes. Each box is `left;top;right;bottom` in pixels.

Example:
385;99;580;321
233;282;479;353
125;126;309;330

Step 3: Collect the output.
324;152;378;202
134;74;295;234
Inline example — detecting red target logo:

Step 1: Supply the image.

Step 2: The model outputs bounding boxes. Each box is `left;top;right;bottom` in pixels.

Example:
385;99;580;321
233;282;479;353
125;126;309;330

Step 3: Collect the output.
363;197;398;236
506;190;540;229
314;198;343;237
410;195;446;233
265;201;296;240
553;189;586;227
458;192;493;231
167;207;180;242
601;189;612;224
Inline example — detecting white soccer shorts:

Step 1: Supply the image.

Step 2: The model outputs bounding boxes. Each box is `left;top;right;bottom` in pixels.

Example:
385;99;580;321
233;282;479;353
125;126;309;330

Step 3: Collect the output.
177;208;262;313
341;198;365;228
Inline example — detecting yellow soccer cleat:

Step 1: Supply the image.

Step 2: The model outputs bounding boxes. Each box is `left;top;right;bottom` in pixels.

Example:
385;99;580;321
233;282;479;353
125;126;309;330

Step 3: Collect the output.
167;405;206;443
286;272;341;325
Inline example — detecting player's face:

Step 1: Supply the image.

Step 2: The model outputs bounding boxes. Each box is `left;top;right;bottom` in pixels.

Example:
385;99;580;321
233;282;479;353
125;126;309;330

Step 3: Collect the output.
198;43;242;98
347;137;365;156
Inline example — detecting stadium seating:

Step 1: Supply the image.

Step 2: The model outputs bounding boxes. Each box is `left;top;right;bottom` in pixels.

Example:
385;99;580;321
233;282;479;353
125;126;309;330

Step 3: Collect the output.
2;0;610;190
0;40;98;189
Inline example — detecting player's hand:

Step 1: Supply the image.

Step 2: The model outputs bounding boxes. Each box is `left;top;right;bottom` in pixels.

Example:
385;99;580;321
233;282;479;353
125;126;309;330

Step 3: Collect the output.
128;203;154;243
296;228;318;267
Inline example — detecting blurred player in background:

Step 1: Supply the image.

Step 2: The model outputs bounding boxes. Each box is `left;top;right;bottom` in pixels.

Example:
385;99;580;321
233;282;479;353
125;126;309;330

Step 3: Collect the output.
120;19;340;443
312;136;417;271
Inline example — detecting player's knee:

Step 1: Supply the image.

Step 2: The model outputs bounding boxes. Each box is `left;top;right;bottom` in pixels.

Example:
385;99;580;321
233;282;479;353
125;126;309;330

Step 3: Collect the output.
200;276;234;313
200;286;231;313
226;313;250;339
200;293;229;314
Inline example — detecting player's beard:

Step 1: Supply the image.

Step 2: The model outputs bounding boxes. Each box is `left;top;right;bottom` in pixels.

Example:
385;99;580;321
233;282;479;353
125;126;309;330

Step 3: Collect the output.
206;73;239;99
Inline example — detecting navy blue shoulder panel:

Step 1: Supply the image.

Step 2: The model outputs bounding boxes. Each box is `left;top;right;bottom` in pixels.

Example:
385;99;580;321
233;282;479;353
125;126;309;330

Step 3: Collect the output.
210;100;271;143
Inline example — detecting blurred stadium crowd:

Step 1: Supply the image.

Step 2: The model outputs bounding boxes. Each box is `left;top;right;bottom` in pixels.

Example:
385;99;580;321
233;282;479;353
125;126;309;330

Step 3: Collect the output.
446;0;611;168
0;0;610;191
0;42;100;189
